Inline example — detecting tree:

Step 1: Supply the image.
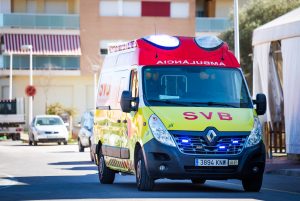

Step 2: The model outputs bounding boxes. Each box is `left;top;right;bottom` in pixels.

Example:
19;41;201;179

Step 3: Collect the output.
219;0;300;90
46;102;77;117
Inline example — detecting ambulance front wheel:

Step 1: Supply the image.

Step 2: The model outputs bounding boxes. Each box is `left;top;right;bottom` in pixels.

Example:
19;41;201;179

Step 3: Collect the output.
98;154;115;184
136;150;154;191
242;174;263;192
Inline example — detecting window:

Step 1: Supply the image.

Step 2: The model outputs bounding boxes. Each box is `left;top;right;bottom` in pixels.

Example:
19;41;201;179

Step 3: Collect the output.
36;117;64;126
130;70;138;98
123;1;141;17
45;0;68;14
141;1;170;17
143;66;252;108
171;2;189;18
99;0;141;17
26;0;37;13
130;70;139;108
99;0;119;16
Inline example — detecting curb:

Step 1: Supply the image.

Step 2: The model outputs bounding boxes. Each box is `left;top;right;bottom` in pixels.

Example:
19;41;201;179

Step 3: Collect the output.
266;169;300;177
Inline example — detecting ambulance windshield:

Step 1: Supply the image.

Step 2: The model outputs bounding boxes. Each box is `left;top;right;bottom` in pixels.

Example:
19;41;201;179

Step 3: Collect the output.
142;66;252;108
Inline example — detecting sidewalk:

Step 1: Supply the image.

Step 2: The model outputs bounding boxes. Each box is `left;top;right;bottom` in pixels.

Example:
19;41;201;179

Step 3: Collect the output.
265;155;300;177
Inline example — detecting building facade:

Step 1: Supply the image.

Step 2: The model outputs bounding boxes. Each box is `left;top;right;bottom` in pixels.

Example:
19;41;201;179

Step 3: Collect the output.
195;0;247;35
80;0;196;74
0;0;94;126
0;0;247;125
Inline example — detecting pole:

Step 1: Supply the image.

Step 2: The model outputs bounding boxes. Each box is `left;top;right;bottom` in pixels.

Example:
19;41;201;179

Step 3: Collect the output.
29;46;33;125
94;72;97;110
92;64;99;111
9;53;13;100
234;0;240;63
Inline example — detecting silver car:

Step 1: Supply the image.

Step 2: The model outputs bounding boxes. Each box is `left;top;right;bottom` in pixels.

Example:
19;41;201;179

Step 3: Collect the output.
78;111;94;160
29;115;68;146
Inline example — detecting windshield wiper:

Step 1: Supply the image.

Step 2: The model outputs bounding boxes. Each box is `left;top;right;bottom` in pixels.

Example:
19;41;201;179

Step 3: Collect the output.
147;99;193;107
191;101;238;108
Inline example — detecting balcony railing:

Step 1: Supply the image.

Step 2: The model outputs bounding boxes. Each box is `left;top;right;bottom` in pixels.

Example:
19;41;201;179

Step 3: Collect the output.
0;55;80;70
0;13;79;29
196;17;232;33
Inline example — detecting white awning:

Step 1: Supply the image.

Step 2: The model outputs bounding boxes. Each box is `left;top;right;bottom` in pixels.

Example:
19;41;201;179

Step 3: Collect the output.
252;7;300;46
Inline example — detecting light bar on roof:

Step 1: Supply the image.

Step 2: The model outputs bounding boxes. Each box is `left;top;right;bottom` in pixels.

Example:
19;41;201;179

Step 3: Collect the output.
195;35;224;50
143;34;180;49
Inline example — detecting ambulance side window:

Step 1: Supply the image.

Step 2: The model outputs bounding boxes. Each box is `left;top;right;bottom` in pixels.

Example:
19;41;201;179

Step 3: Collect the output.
130;70;138;98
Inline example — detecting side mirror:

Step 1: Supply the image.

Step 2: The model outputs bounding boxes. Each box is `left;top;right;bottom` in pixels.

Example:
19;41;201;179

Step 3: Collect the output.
254;93;266;115
120;91;134;113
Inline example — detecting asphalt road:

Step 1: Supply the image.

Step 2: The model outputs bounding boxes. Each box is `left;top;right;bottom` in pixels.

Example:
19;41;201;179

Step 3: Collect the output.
1;140;300;201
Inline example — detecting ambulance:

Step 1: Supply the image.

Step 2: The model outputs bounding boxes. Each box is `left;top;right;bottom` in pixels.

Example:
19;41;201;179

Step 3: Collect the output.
92;35;266;192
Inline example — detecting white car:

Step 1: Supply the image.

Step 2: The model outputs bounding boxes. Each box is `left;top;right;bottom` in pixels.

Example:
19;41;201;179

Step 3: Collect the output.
29;115;68;146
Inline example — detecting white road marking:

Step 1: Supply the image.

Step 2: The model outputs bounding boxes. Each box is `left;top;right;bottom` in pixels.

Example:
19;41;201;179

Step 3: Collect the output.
0;174;27;189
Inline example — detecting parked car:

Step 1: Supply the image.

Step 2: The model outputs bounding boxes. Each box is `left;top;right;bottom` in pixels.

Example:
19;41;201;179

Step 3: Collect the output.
29;115;68;146
78;111;94;160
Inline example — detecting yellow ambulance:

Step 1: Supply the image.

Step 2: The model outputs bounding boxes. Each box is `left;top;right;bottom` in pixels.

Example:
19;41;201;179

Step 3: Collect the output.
91;35;267;191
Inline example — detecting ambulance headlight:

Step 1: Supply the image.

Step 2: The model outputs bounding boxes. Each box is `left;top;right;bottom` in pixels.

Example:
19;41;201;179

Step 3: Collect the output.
148;114;176;147
245;118;262;147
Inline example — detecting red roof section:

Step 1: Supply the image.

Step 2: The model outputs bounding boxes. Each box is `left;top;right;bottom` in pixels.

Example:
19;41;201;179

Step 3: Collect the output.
136;36;240;68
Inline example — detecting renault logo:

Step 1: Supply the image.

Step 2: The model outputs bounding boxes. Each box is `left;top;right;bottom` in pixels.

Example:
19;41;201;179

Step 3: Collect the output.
206;130;217;143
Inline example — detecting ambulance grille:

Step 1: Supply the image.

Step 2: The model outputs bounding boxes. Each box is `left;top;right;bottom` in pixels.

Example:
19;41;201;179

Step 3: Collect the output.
172;134;247;155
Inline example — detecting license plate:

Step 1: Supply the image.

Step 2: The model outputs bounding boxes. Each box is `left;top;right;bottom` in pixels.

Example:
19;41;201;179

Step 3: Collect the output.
195;159;228;167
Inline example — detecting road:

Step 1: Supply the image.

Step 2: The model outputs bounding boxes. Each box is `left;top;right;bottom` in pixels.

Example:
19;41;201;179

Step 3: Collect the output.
1;140;300;201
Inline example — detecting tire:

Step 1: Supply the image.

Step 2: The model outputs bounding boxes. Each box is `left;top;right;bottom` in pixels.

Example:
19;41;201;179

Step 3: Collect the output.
15;133;21;141
78;139;84;152
242;175;263;192
63;140;68;145
191;178;206;185
136;150;154;191
28;133;33;145
34;141;38;146
98;153;115;184
58;141;61;145
90;148;94;162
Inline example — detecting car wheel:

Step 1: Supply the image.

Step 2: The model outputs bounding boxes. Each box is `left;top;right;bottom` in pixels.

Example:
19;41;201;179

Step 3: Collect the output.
242;174;263;192
63;140;68;145
78;139;84;152
98;153;115;184
28;133;33;146
58;141;61;145
33;141;38;146
191;178;206;185
136;150;154;191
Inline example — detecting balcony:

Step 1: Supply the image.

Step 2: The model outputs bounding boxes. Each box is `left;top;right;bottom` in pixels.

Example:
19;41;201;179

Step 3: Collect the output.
196;17;232;33
0;55;80;71
0;13;79;29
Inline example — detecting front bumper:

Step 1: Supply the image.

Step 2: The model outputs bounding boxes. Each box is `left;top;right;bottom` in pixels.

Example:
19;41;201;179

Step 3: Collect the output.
142;138;265;180
36;134;67;142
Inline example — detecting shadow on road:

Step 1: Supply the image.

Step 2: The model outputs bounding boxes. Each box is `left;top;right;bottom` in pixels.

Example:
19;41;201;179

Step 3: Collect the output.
1;174;260;201
49;161;92;166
